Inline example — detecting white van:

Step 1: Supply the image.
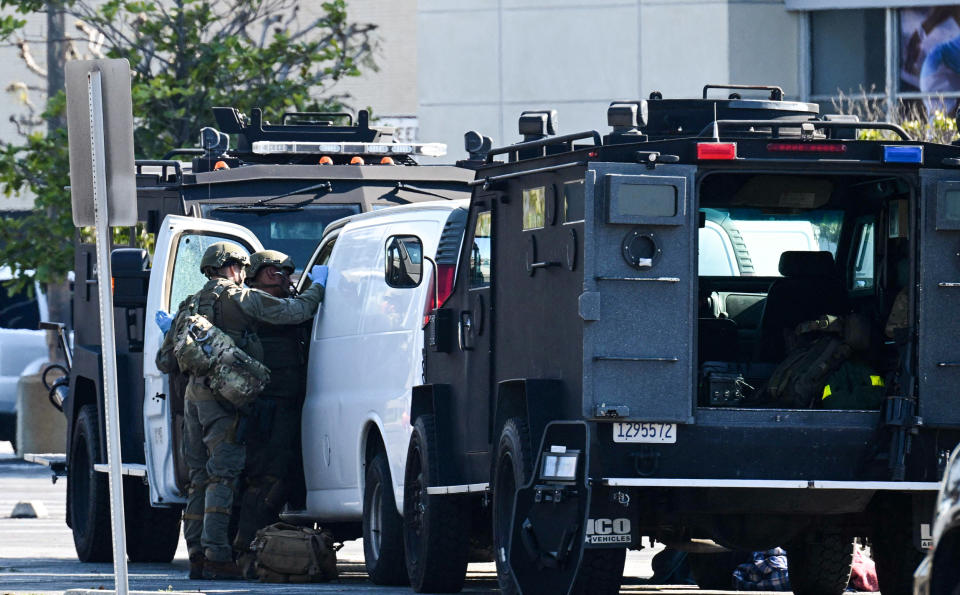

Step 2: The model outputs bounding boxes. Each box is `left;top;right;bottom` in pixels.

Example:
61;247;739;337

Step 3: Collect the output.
141;201;469;584
294;200;469;584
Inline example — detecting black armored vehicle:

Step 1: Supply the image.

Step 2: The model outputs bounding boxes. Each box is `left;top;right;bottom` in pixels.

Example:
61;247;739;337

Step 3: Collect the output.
49;109;476;563
403;85;959;595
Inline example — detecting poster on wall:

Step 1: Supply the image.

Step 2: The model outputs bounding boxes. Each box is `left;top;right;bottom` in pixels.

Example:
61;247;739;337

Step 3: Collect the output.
901;6;960;115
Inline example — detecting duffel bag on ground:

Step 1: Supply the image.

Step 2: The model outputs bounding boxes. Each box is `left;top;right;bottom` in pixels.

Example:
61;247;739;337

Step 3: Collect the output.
250;522;340;583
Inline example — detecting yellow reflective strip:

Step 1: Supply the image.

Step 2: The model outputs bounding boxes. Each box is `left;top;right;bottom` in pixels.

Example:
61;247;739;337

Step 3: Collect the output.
822;385;832;400
870;375;885;387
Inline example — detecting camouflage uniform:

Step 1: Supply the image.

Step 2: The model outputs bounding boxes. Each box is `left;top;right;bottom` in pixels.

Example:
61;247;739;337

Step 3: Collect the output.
158;243;323;565
234;251;310;556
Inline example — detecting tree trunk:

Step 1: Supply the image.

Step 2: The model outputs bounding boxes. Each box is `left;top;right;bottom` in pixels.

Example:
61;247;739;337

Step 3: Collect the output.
45;1;70;363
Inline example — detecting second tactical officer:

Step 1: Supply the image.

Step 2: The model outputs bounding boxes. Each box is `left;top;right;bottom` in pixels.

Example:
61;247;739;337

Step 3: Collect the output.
233;250;312;574
157;242;328;580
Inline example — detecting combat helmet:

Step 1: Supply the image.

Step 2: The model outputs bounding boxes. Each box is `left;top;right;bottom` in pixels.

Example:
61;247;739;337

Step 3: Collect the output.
245;250;295;279
200;241;249;275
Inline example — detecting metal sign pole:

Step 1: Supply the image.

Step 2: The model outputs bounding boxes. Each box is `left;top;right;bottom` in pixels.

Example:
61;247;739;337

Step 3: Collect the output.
88;68;129;595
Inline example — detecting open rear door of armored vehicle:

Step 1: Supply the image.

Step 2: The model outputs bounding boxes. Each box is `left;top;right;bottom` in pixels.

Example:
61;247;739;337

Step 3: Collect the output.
143;215;263;506
918;169;960;427
581;163;698;428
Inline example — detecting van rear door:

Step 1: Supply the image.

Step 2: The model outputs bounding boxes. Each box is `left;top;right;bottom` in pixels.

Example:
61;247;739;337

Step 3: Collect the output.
918;170;960;427
143;215;262;506
582;163;697;423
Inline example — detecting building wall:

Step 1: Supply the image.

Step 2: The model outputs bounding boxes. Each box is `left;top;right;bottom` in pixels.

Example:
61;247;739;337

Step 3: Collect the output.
0;10;48;210
311;0;419;118
418;0;803;160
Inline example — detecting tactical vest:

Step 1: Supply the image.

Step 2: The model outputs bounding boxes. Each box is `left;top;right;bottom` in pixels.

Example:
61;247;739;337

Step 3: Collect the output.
204;279;265;363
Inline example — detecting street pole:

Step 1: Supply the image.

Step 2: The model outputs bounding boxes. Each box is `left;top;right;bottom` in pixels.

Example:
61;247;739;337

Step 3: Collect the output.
87;68;129;595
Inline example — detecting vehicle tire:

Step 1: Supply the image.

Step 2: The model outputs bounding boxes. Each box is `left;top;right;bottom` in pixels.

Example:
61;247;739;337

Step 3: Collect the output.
363;451;408;586
570;548;627;595
68;404;112;562
689;550;750;590
787;532;854;595
492;418;532;595
123;476;181;563
873;495;924;595
403;415;469;592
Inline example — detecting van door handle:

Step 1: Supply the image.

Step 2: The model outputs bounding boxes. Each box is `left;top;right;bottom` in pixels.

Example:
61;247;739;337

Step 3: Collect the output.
459;312;473;351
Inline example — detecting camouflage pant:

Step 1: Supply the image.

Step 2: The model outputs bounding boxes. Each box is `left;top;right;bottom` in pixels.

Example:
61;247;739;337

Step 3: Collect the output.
233;384;302;553
182;379;245;563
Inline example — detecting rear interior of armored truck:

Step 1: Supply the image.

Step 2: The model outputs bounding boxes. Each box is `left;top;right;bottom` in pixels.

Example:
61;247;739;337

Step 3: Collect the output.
695;171;911;415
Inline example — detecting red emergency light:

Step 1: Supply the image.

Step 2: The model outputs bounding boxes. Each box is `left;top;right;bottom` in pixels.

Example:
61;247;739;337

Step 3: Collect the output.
697;142;737;160
767;142;847;154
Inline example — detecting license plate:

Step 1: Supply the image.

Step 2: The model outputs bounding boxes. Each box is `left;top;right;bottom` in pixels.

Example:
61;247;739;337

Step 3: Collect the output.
612;422;677;443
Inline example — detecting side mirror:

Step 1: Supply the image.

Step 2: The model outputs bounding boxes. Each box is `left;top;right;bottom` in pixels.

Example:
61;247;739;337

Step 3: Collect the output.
385;235;423;288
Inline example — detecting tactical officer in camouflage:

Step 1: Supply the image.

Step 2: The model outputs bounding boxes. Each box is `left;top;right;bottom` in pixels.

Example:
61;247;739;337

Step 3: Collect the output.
233;250;312;575
157;241;328;580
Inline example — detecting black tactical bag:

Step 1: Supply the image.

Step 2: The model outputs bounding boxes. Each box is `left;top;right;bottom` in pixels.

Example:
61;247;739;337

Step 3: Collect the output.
764;314;873;409
250;522;340;583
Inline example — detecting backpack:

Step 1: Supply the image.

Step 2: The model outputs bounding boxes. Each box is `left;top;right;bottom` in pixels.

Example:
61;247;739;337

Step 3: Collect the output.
172;284;271;409
764;314;873;409
250;522;340;583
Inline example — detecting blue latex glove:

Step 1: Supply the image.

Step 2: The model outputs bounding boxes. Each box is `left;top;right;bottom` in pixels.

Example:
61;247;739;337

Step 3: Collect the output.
155;310;173;335
308;265;329;287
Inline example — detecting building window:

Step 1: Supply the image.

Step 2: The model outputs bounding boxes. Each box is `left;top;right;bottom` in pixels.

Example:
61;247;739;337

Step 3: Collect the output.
899;6;960;116
810;9;886;99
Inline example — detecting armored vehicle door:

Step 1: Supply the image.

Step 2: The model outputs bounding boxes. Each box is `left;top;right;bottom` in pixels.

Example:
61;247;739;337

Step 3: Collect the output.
581;163;697;423
918;170;960;426
143;215;262;506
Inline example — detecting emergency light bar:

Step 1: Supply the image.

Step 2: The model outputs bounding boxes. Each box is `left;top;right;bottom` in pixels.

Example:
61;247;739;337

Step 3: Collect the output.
883;145;923;164
252;141;447;158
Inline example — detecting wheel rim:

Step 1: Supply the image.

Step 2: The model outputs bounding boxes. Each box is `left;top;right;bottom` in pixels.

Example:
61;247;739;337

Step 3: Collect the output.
71;435;90;536
369;480;383;561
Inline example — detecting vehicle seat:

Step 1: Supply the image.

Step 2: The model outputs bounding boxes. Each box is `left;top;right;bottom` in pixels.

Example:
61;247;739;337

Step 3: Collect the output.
757;251;847;362
699;317;739;363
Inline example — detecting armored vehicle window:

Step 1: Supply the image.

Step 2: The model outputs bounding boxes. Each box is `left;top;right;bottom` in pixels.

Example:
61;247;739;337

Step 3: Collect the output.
470;211;492;288
851;221;875;290
938;188;960;230
563;180;585;223
168;233;251;311
522;187;546;230
616;184;677;218
202;204;361;273
701;209;842;277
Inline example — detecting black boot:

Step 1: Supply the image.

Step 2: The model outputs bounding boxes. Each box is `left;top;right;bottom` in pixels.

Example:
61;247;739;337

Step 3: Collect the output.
202;558;244;580
188;552;206;580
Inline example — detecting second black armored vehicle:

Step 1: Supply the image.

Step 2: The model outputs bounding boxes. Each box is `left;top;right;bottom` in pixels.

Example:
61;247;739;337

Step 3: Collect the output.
403;86;959;595
49;108;476;564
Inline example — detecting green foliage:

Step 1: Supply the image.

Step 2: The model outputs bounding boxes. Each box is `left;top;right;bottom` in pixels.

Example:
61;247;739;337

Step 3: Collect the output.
0;97;72;294
0;0;375;289
832;88;959;144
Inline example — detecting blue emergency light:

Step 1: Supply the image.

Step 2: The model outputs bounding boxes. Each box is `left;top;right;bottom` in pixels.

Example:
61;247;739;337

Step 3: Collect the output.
883;145;923;164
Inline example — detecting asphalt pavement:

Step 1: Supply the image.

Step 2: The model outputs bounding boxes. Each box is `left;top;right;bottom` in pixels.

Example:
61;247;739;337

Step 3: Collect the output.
0;441;790;594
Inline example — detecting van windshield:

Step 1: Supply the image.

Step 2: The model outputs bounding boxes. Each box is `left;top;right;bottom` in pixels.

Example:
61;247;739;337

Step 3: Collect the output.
202;204;361;272
699;208;843;276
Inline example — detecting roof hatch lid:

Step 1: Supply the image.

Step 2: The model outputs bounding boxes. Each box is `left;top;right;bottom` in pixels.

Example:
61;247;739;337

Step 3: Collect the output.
642;84;820;140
